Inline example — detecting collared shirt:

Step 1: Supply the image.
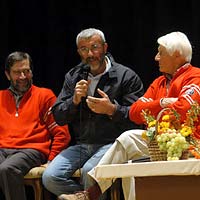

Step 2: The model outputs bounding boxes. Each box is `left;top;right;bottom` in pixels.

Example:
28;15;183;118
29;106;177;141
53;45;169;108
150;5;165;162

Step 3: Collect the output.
87;56;111;96
9;86;25;117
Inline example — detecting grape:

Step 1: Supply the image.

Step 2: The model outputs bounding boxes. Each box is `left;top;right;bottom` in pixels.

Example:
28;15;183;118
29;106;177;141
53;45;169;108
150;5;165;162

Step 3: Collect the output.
156;132;189;160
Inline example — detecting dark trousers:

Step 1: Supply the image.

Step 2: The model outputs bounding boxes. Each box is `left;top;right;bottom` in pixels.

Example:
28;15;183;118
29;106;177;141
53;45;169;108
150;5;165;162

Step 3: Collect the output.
0;148;46;200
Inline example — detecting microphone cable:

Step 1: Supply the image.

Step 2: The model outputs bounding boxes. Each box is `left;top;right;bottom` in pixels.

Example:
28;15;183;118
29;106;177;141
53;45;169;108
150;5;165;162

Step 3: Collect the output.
79;65;90;181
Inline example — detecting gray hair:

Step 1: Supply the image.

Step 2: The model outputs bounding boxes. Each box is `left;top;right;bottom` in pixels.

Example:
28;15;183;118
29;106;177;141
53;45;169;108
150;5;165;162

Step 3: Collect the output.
157;31;192;62
76;28;106;45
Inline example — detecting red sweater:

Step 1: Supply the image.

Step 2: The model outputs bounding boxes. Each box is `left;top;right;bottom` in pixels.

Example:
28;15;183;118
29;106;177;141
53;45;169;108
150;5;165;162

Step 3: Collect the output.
0;85;71;161
130;64;200;124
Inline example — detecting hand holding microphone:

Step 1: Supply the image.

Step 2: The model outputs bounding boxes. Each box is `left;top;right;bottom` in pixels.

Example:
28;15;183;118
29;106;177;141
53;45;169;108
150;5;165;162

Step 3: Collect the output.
73;65;90;105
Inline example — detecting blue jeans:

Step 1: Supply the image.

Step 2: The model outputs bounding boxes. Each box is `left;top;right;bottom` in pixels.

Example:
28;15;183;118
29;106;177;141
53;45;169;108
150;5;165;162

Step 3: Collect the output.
42;143;112;196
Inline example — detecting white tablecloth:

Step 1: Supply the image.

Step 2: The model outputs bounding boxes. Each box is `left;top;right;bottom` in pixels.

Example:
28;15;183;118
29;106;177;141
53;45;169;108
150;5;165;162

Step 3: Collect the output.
94;159;200;179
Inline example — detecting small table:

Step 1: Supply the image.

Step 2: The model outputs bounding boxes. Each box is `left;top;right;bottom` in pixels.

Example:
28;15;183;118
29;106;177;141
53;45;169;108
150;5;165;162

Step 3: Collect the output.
94;159;200;200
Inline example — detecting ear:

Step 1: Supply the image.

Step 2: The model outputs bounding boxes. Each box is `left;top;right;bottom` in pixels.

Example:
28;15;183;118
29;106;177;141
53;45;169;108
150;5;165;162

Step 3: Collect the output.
173;50;181;58
77;48;81;56
5;70;11;81
103;42;108;52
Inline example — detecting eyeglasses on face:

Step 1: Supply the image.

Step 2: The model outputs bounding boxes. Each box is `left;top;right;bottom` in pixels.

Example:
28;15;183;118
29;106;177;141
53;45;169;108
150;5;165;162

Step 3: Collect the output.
78;43;103;54
11;69;32;76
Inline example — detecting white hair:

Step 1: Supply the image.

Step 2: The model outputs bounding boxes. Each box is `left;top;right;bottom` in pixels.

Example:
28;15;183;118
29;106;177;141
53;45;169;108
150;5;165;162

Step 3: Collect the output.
76;28;106;45
157;31;192;62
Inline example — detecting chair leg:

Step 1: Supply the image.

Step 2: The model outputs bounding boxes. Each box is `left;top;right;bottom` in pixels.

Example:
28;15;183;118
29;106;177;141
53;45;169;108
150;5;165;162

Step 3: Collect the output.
32;179;43;200
25;178;43;200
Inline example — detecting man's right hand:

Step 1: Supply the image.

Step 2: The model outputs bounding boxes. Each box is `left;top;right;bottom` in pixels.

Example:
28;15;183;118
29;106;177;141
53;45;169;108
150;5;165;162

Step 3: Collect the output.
73;80;89;105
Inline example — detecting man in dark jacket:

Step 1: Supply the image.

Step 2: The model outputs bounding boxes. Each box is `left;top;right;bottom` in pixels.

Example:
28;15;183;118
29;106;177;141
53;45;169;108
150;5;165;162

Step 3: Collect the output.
42;28;144;200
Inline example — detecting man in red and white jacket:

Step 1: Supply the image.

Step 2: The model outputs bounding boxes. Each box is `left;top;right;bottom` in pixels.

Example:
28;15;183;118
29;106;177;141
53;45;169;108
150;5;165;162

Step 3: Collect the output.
89;31;200;200
0;51;71;200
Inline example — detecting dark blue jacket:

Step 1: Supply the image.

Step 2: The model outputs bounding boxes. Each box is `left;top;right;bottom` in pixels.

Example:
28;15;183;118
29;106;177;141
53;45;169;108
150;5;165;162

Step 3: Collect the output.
52;53;144;144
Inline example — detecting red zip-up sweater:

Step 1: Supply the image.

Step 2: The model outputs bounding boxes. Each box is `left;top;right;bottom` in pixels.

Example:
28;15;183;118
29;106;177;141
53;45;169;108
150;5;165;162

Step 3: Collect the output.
130;64;200;124
0;85;71;161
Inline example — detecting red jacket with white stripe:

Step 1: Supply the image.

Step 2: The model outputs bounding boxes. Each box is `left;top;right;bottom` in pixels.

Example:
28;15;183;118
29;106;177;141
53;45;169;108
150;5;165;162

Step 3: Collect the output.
0;85;71;161
129;64;200;124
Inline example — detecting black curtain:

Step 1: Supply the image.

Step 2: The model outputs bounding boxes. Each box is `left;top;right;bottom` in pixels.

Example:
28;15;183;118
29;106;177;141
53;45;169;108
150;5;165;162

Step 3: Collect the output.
0;0;200;95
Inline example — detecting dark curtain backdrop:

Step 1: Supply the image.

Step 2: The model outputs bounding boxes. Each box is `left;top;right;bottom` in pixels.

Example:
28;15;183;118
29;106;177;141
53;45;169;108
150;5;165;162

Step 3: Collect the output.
0;0;200;95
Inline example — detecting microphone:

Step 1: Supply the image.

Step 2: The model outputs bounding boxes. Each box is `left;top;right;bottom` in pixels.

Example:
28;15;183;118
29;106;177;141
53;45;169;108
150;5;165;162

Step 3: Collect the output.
123;156;150;163
81;65;90;102
82;64;90;80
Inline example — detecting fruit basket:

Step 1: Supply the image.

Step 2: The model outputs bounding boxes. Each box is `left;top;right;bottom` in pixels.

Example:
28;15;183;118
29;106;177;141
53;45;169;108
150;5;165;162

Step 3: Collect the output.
141;103;200;161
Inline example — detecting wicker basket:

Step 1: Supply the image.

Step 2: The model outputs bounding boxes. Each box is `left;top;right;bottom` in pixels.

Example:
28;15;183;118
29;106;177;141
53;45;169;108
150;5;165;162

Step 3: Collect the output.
148;139;167;161
148;108;189;161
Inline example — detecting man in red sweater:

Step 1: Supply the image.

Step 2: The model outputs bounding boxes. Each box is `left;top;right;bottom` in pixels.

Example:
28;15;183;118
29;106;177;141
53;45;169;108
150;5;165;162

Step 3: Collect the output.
0;51;71;200
89;31;200;200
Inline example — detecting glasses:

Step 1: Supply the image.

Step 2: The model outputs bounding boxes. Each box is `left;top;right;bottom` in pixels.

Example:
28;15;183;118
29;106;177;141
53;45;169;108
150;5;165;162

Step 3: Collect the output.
78;44;103;54
12;69;32;76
